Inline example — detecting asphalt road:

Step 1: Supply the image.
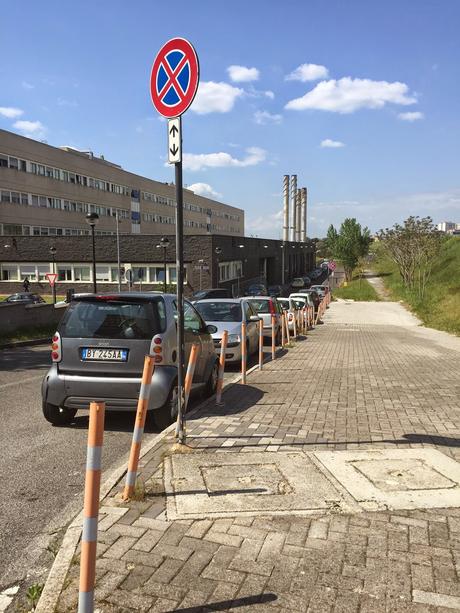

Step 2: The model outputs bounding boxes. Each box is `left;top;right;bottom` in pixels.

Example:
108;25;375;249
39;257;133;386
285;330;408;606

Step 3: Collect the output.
0;341;264;590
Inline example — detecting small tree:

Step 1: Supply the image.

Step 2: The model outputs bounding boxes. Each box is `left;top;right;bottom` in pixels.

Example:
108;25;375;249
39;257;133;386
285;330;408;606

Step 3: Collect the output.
377;216;443;299
325;218;371;281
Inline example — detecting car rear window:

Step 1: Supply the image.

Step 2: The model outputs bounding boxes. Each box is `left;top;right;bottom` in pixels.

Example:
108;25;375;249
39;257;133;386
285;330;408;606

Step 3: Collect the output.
195;301;242;322
248;299;271;313
59;298;165;339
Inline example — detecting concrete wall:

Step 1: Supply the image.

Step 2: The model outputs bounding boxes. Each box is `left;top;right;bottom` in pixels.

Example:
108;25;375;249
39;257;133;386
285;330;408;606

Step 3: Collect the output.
0;302;64;335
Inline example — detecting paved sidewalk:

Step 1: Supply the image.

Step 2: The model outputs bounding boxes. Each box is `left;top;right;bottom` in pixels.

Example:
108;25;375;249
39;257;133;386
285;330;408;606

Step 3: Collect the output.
48;302;460;612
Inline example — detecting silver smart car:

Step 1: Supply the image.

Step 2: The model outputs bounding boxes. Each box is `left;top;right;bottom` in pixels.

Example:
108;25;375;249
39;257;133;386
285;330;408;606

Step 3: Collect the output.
42;293;218;429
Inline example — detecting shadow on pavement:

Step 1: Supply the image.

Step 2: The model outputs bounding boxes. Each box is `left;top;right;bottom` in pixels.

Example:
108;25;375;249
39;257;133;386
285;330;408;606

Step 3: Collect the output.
188;384;265;420
172;593;277;612
0;344;51;371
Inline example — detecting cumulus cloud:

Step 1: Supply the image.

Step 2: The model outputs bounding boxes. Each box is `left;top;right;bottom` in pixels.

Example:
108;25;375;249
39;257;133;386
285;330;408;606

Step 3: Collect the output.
0;106;24;118
191;81;243;114
285;77;417;113
227;65;260;82
187;182;222;199
398;111;424;121
264;90;275;99
320;138;345;148
254;110;283;125
182;147;266;171
13;120;46;138
246;209;283;238
285;63;329;82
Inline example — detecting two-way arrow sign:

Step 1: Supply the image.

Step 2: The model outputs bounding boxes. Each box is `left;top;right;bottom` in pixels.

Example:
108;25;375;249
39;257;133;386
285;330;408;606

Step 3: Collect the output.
168;117;182;164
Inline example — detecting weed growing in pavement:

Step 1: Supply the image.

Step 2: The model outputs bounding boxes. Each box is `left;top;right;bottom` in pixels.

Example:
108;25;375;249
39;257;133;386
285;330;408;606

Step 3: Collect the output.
26;583;43;610
130;477;146;502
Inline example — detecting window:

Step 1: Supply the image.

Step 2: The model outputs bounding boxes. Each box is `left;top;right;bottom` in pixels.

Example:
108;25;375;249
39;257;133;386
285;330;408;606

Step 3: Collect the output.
11;192;20;204
58;267;72;281
1;265;18;280
0;155;8;167
9;157;18;170
21;193;28;205
149;267;165;283
1;191;10;202
20;265;36;281
74;267;91;281
110;268;119;282
132;267;146;282
95;266;110;282
184;302;204;333
37;265;50;281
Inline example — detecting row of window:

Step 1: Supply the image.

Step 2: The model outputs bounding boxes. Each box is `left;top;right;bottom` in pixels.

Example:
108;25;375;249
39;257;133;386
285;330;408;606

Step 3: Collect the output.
0;152;130;196
143;190;241;222
219;260;243;282
0;188;130;219
0;223;114;237
0;263;185;284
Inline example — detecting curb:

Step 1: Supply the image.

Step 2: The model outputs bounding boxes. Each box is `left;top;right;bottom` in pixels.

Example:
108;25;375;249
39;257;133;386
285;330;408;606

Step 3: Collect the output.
0;337;51;350
35;359;266;613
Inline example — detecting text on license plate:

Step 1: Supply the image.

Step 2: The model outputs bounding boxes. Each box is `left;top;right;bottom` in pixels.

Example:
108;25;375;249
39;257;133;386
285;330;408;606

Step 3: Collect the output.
82;348;128;361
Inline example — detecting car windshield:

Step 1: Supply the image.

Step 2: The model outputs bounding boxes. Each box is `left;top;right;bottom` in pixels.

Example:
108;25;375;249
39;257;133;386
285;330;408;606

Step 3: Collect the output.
59;298;165;339
247;299;271;314
192;290;210;300
292;299;306;308
195;301;242;322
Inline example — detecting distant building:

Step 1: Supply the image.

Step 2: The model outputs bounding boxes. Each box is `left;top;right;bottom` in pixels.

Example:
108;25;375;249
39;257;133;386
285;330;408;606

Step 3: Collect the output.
437;221;459;233
0;129;244;238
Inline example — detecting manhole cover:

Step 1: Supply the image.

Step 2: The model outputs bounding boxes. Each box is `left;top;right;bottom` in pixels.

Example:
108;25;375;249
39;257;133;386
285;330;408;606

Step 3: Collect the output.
315;449;460;511
164;452;353;520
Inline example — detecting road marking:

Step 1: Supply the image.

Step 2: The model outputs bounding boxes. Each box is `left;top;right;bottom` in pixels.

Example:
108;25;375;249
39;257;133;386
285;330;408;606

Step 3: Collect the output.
0;374;44;389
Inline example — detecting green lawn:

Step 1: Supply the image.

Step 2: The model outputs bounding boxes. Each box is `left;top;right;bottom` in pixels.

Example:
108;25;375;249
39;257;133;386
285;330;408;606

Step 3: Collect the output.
372;237;460;336
333;276;380;301
0;324;56;345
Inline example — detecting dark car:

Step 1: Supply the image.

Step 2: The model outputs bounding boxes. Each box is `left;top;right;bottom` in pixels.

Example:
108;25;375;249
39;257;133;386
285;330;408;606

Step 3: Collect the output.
302;276;312;288
267;285;283;297
3;293;45;304
191;288;232;301
298;289;321;311
246;283;267;296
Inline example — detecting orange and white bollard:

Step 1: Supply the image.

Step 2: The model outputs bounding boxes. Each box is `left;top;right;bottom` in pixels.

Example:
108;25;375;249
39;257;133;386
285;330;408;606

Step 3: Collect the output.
281;312;285;347
123;356;155;500
271;314;276;360
216;330;228;404
175;343;200;438
292;308;298;338
285;310;291;342
78;401;105;613
258;319;264;370
241;321;247;384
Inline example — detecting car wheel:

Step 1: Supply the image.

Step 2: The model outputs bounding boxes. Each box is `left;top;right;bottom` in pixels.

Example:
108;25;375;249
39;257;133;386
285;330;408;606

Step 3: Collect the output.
153;381;178;430
203;361;218;398
42;402;77;426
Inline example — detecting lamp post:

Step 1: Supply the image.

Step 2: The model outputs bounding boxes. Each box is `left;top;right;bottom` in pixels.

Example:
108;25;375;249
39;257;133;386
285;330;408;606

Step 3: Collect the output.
237;244;244;296
215;247;222;287
115;210;122;292
49;246;57;304
198;259;205;290
85;213;99;293
156;236;170;293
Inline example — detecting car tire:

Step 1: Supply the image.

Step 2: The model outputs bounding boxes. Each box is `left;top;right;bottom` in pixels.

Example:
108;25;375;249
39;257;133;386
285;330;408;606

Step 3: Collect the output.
153;381;178;430
43;402;77;426
203;361;218;398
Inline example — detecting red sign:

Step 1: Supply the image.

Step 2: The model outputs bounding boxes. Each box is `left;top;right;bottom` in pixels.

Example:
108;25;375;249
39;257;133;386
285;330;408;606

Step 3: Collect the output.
328;261;337;271
150;38;199;118
46;273;58;287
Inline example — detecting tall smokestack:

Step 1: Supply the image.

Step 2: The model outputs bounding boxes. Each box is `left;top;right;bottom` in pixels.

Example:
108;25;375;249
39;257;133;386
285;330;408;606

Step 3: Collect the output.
290;174;297;241
304;187;308;240
282;175;289;242
296;189;301;242
300;187;307;242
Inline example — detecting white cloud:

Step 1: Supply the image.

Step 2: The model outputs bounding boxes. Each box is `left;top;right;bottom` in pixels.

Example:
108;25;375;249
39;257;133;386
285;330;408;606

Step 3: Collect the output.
227;65;260;82
320;138;345;148
182;146;266;171
398;111;424;121
57;98;78;108
191;81;243;114
246;209;283;238
21;81;34;89
286;63;329;82
254;110;283;125
0;106;23;118
187;182;222;199
265;90;275;99
285;77;417;113
13;120;46;138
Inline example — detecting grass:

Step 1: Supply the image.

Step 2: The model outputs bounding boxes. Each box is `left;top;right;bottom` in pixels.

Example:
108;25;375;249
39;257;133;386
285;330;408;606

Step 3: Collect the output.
0;324;56;345
0;294;65;303
333;276;381;301
372;236;460;336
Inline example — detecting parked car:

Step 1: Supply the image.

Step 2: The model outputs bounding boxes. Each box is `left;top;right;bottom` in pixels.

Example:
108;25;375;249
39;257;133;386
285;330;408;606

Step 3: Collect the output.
267;285;283;297
291;277;306;289
281;296;306;331
294;289;321;311
41;293;218;429
194;298;260;363
310;285;329;299
191;288;232;301
246;283;267;296
3;293;45;304
302;276;312;288
244;296;283;343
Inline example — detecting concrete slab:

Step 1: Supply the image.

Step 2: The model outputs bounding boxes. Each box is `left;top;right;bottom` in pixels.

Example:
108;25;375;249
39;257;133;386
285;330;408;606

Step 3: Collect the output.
164;451;356;520
315;449;460;511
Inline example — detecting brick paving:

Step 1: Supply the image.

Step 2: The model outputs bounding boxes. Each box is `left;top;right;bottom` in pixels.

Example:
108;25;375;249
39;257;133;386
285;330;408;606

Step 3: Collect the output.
56;304;460;612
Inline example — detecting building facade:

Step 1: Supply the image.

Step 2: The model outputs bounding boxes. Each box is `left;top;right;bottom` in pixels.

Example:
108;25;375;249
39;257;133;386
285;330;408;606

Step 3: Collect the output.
0;129;244;238
0;235;315;297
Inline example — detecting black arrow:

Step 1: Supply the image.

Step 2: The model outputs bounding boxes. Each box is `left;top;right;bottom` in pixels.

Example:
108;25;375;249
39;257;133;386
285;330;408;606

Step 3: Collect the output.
169;124;179;137
170;144;179;156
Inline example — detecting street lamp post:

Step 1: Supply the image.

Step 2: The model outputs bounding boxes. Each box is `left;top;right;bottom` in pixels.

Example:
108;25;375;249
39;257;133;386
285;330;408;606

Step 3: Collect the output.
85;213;99;293
214;247;222;287
156;236;170;293
115;210;122;292
49;246;57;304
237;244;244;296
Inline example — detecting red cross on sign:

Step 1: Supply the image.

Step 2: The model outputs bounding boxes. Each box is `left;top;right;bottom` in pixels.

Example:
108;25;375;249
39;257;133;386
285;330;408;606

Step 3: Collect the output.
150;38;200;118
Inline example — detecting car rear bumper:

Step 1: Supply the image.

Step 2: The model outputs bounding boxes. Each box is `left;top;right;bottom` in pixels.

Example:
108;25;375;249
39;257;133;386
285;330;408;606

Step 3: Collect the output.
42;364;177;412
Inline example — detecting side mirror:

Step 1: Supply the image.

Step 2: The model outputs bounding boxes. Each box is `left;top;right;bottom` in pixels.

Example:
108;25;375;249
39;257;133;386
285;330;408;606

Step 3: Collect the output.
249;315;261;322
206;324;218;334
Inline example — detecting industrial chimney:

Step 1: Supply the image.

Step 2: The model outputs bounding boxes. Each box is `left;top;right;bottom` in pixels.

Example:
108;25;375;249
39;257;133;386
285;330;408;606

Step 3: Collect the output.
290;175;297;242
282;175;289;243
301;187;307;242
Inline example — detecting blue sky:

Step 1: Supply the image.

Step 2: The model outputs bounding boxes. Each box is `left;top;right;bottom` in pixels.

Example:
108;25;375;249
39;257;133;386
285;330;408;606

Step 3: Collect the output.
1;0;459;237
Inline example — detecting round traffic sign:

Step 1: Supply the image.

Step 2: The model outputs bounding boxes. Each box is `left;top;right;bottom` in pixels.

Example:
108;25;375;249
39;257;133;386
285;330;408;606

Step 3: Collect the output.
150;38;199;118
328;261;337;271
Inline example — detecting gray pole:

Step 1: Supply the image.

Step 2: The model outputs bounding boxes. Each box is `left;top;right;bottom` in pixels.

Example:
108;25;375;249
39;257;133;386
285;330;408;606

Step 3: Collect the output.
300;188;307;242
282;175;289;243
91;226;97;293
174;123;186;444
116;210;121;292
290;175;297;242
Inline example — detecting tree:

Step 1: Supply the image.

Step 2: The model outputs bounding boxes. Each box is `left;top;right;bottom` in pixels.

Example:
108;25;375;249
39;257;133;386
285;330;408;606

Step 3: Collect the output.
377;216;443;299
325;218;371;281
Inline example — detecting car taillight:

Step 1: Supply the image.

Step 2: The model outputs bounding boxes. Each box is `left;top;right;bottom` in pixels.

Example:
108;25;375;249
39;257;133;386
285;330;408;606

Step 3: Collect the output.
268;300;276;315
150;335;163;357
51;332;61;362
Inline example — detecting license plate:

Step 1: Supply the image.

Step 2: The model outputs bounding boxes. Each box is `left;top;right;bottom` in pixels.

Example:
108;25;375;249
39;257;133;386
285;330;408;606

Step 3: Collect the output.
82;348;128;361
